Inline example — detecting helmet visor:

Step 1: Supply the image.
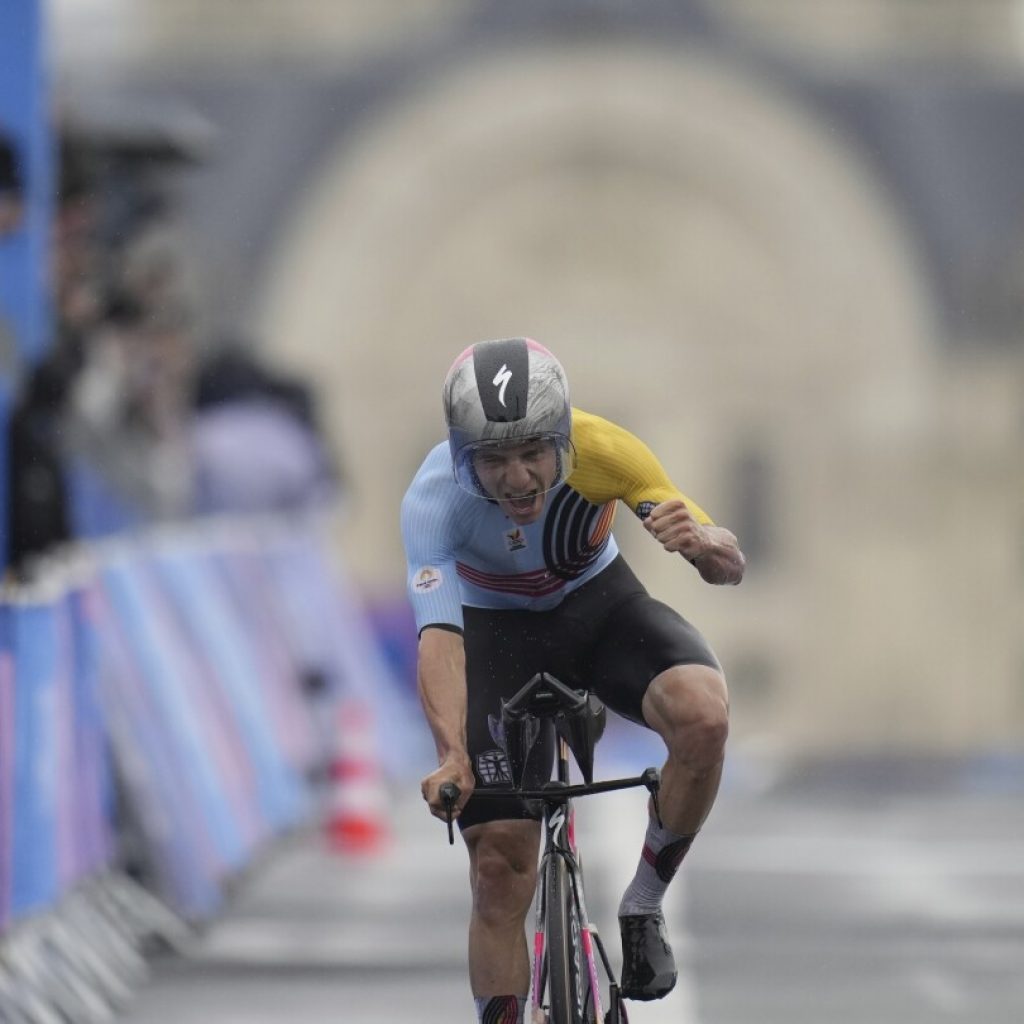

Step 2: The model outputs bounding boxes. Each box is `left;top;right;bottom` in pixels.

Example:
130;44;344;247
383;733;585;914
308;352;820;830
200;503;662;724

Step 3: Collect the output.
452;433;577;500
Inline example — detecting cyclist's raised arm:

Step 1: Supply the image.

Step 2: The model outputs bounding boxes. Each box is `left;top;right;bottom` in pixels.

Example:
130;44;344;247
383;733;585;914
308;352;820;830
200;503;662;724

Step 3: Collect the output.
567;410;745;585
417;626;476;819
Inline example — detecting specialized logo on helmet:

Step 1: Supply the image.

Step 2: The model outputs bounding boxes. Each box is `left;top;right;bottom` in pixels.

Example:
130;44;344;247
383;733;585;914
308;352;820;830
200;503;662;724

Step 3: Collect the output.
444;337;574;497
492;363;512;407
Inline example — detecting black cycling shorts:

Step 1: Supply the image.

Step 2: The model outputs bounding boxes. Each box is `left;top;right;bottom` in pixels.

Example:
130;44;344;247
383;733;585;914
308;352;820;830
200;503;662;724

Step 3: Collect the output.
457;555;720;829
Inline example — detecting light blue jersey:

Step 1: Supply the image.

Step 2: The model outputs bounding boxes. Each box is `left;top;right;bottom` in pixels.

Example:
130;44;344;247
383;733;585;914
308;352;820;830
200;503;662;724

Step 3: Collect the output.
401;410;714;635
401;442;619;633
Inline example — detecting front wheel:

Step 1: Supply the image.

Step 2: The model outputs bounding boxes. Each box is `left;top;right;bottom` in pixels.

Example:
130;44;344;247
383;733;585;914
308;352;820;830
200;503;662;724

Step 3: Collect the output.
545;856;587;1024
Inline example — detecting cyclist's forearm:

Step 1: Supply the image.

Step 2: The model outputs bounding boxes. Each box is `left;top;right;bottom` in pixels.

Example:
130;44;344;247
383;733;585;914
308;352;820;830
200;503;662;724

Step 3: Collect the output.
692;526;745;585
417;628;470;764
419;678;470;764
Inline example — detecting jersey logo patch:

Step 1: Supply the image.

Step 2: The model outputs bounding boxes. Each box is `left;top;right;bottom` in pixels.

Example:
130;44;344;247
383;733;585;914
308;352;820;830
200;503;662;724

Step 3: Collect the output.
504;527;527;552
412;566;443;594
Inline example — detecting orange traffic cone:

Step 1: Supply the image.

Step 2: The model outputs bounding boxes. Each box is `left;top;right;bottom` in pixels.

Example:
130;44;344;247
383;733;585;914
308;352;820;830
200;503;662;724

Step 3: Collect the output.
325;699;390;854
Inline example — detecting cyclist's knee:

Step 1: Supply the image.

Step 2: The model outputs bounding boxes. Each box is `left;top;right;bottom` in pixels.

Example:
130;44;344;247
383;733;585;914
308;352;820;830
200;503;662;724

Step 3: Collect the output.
643;664;729;767
465;821;539;924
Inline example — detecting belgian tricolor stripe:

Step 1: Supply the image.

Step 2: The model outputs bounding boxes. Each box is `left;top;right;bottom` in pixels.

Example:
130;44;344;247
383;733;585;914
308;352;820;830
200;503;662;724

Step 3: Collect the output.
542;485;614;581
456;563;566;597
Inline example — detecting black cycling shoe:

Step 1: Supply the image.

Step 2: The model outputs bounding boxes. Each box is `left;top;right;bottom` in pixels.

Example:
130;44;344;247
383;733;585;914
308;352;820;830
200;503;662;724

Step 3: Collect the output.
618;911;677;1001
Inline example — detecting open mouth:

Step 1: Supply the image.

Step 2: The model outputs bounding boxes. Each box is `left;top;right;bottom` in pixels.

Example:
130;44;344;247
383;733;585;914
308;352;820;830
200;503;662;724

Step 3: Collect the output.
505;492;539;515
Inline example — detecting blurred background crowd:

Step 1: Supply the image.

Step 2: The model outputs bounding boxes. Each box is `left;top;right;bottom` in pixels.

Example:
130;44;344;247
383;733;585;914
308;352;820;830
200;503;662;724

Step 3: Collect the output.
2;0;1023;756
5;114;340;577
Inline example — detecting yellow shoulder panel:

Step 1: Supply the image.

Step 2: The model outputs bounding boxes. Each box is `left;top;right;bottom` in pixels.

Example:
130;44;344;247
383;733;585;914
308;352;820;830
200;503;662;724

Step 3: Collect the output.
567;409;714;524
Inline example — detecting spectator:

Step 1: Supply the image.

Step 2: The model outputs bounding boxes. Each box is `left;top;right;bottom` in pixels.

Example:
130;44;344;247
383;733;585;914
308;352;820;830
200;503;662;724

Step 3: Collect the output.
45;123;204;539
6;344;80;576
190;345;339;516
66;298;197;527
0;130;23;235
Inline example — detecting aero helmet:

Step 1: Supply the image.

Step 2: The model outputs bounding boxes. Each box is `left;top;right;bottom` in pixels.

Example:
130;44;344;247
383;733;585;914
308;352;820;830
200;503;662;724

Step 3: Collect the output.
443;337;576;497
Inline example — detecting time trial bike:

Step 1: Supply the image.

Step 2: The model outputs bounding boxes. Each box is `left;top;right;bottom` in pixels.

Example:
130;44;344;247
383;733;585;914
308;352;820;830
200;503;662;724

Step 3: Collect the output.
440;671;664;1024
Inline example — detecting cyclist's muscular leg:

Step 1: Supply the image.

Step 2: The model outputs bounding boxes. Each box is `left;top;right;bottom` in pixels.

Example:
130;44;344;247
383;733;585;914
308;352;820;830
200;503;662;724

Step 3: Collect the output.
463;819;541;999
642;663;729;834
618;663;729;1001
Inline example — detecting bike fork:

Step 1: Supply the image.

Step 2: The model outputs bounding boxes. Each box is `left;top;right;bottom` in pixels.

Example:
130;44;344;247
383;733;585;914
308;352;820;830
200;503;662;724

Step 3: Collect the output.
588;927;627;1024
531;851;549;1023
571;878;603;1023
531;875;627;1024
531;926;546;1021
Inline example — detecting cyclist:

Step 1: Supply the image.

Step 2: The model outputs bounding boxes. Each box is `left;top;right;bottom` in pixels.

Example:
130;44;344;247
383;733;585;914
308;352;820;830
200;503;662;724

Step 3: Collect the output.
401;338;745;1023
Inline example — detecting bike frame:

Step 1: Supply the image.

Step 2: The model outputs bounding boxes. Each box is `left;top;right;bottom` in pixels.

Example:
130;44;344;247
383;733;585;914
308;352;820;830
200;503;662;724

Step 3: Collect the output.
532;734;607;1023
440;674;661;1023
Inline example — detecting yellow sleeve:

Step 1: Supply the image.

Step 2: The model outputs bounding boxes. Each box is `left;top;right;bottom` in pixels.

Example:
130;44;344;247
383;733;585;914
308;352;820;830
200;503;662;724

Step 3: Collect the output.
566;409;714;524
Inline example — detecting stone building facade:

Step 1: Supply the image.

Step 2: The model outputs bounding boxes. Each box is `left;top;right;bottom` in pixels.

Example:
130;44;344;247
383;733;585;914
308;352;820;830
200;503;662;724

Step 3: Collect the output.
60;0;1024;755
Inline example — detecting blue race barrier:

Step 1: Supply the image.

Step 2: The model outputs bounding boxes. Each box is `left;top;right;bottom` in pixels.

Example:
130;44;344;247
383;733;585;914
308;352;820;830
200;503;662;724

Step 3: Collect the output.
100;554;249;882
264;529;429;777
0;514;394;938
50;591;77;896
86;524;334;920
0;0;54;569
0;606;13;930
214;544;319;780
0;583;112;938
8;600;60;920
0;0;53;369
67;584;113;884
151;545;305;836
92;580;224;920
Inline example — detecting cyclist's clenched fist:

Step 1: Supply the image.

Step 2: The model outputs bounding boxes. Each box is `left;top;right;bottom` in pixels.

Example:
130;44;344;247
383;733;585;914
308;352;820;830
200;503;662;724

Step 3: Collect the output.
644;498;745;585
643;499;708;560
421;754;476;821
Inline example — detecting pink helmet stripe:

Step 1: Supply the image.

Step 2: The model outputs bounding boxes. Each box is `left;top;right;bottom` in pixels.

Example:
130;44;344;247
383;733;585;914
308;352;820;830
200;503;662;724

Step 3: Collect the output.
446;344;476;376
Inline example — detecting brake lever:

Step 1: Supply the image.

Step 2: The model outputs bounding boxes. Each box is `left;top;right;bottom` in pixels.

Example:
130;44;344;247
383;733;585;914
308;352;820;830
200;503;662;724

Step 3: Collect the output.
640;767;663;829
438;782;461;845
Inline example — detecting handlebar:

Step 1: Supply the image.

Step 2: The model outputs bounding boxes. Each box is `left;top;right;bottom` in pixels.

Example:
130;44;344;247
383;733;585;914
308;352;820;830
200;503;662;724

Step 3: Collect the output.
436;768;663;844
435;678;663;845
472;766;661;814
439;781;460;845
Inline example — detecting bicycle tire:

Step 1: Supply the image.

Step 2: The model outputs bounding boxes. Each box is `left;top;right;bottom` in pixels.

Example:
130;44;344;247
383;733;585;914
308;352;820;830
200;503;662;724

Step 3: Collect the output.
545;855;587;1024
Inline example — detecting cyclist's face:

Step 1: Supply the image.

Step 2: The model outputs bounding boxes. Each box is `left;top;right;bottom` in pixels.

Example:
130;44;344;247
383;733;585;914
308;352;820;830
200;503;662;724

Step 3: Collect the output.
473;439;558;524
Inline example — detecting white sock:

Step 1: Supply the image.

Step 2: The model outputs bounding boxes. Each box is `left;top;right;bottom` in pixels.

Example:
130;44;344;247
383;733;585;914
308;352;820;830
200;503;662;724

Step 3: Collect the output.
618;818;696;916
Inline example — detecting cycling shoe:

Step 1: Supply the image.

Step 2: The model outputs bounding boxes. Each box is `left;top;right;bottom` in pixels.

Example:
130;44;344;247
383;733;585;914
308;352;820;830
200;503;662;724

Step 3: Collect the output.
618;911;677;1001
